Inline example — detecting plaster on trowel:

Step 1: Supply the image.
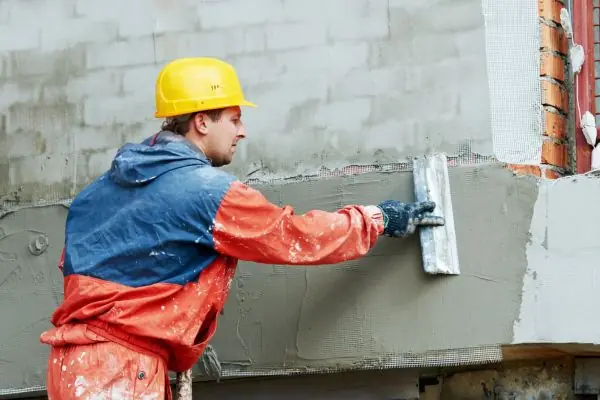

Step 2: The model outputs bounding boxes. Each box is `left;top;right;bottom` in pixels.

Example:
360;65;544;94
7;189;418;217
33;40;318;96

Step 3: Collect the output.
412;153;460;275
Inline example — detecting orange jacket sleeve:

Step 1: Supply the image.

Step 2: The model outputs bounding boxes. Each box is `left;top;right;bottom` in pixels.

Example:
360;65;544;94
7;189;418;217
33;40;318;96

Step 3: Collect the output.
212;181;385;265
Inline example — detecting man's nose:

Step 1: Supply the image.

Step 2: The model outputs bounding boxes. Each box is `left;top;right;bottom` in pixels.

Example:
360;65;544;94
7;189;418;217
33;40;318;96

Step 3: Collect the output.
238;124;247;138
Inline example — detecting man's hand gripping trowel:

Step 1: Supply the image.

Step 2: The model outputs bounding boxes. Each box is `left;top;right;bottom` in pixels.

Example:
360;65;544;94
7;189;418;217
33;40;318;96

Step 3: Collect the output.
412;153;460;275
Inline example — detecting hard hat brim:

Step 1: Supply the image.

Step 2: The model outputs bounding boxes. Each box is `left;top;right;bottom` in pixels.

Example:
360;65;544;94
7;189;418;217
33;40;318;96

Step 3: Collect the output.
154;98;257;118
239;99;257;108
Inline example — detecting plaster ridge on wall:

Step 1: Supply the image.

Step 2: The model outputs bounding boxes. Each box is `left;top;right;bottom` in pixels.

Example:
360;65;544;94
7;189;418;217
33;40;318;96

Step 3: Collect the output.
0;149;499;217
207;344;503;380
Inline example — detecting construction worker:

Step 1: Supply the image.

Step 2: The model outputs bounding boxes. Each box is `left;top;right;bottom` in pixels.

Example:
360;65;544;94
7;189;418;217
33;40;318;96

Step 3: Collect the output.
40;57;444;399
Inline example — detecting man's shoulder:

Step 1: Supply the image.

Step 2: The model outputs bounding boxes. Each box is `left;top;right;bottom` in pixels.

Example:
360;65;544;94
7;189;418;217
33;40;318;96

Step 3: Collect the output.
176;164;238;197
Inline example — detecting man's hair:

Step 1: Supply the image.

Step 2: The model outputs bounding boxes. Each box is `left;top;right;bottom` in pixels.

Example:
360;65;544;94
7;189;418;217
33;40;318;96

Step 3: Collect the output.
161;109;224;136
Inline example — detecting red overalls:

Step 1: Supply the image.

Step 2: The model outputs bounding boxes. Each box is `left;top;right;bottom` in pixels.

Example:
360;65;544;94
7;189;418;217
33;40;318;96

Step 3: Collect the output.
41;180;384;399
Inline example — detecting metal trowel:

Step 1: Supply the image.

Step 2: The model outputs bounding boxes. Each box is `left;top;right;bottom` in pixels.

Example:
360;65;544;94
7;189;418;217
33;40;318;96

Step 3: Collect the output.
412;153;460;275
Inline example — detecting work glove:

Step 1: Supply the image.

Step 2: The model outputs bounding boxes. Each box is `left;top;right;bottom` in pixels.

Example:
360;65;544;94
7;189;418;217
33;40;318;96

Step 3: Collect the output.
377;200;445;237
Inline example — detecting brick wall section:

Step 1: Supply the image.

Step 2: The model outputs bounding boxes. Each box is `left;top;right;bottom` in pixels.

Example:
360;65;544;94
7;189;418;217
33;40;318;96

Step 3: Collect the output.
509;0;569;179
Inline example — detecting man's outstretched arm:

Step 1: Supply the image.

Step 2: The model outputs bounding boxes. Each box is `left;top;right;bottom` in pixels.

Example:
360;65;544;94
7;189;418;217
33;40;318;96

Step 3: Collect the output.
211;181;444;265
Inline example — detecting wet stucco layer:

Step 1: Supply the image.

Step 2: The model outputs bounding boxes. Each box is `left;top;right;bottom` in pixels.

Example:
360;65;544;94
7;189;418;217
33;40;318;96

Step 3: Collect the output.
0;205;66;392
0;164;540;392
211;164;538;371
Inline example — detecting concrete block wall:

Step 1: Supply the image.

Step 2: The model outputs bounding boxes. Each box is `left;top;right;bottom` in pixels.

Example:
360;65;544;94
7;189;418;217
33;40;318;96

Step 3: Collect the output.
0;0;494;209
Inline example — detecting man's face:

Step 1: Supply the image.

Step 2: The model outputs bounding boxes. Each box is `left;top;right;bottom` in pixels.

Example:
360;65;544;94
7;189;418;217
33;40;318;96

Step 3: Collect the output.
195;106;246;167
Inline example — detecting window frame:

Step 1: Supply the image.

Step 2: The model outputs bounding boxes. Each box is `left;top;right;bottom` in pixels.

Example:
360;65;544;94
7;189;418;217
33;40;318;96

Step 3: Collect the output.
572;0;597;173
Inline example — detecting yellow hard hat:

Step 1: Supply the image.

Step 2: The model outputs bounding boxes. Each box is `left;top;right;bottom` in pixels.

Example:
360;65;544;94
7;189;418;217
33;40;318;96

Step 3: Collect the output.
154;57;256;118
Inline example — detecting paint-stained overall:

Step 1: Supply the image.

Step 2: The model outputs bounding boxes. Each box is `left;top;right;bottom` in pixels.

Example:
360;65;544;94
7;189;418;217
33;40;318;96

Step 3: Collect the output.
40;131;384;398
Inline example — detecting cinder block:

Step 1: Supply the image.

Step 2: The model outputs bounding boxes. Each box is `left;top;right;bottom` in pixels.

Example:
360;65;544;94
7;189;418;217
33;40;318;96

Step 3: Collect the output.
74;126;123;152
364;119;418;151
314;98;372;131
10;0;75;21
87;148;118;178
117;6;198;38
83;96;154;127
86;37;155;70
153;31;240;63
408;33;460;63
198;0;284;30
330;66;401;100
243;27;267;53
388;0;430;9
10;46;86;79
66;69;123;102
9;153;74;185
264;77;328;106
41;20;118;52
275;42;369;78
328;16;389;41
283;0;386;23
454;27;486;57
229;53;282;86
0;25;39;52
372;85;460;124
8;103;78;134
121;65;161;96
0;53;7;79
121;120;159;143
75;0;125;19
0;83;38;112
410;2;484;34
0;0;9;24
266;23;327;51
7;125;70;157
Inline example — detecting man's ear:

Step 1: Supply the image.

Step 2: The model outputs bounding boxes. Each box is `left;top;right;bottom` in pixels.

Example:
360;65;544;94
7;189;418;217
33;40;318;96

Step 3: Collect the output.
192;113;209;135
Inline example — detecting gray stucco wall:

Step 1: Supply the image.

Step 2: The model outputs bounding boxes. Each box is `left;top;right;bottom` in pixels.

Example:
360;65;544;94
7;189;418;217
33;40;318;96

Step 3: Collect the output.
0;0;574;397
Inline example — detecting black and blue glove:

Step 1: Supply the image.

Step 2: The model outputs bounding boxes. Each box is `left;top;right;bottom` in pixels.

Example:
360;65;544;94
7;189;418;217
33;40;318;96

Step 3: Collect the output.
377;200;445;237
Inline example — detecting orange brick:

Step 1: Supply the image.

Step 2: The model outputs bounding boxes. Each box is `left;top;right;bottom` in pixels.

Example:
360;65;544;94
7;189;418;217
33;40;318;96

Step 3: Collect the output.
540;23;568;55
507;164;542;177
539;0;563;24
543;109;567;139
540;51;565;82
541;141;568;168
542;167;561;179
541;79;568;113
